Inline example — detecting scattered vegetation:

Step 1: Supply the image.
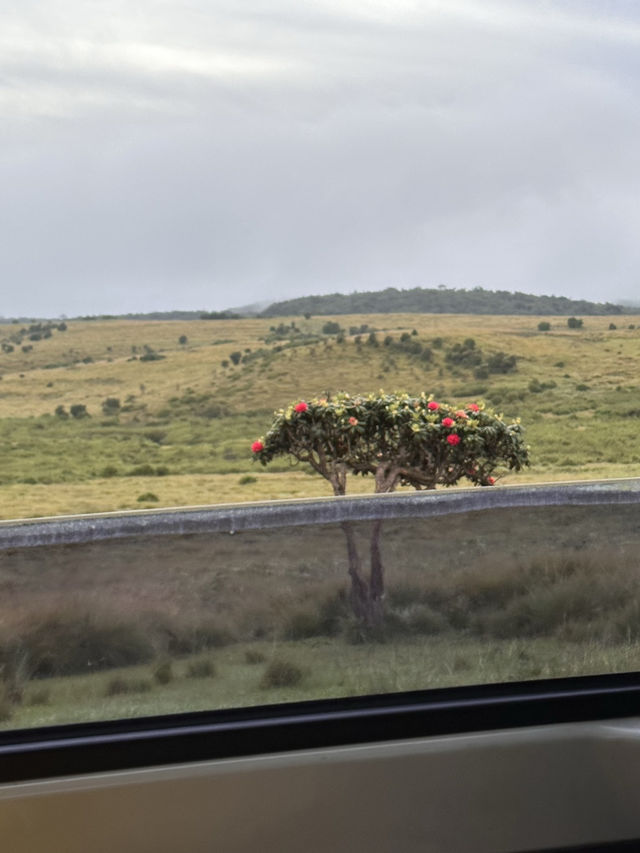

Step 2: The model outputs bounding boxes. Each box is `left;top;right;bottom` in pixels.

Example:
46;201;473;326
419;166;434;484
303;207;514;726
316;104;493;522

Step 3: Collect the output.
260;658;304;688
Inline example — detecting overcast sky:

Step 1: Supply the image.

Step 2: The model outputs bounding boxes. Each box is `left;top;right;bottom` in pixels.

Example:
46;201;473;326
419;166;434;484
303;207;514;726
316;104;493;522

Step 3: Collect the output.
2;0;640;316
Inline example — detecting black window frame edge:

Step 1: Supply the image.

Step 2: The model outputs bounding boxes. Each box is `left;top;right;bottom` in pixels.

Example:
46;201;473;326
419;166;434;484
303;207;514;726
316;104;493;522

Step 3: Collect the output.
1;670;640;784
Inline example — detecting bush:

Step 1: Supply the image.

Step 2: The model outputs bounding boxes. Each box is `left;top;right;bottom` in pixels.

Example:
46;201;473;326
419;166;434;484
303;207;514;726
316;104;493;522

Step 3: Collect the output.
537;321;551;332
322;321;342;335
229;351;242;365
567;317;583;329
152;659;173;685
186;657;216;679
238;475;257;485
282;609;326;640
101;397;121;415
100;465;119;478
105;677;152;697
11;611;156;677
178;335;188;345
260;659;303;689
159;618;234;655
55;404;69;419
486;351;517;374
70;404;89;419
127;464;156;476
137;492;159;502
609;323;617;330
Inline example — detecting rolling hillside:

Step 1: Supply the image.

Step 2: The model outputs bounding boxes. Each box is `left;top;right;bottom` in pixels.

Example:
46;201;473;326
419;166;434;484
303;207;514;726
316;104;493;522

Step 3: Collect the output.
1;311;639;518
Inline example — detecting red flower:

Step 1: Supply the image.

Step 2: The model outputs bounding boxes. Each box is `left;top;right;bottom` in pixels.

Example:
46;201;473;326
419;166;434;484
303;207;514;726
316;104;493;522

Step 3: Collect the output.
446;434;460;446
348;416;358;425
487;476;495;485
427;401;439;411
441;417;454;427
294;401;308;413
468;403;480;412
251;440;264;453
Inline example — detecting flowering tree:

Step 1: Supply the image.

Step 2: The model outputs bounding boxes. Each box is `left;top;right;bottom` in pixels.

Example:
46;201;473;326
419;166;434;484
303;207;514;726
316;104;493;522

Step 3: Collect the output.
252;392;529;626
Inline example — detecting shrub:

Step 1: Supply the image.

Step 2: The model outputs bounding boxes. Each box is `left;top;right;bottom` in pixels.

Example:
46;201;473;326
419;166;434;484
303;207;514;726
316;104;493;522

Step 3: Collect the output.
55;404;69;419
186;657;216;678
100;465;119;478
486;351;517;373
137;492;159;502
105;678;152;697
178;335;188;345
609;323;617;330
70;404;89;419
537;321;551;332
152;659;173;685
322;321;342;335
128;464;156;476
13;611;156;677
159;618;234;655
101;397;121;415
238;475;257;485
260;659;303;689
282;609;326;640
567;317;583;329
229;351;242;365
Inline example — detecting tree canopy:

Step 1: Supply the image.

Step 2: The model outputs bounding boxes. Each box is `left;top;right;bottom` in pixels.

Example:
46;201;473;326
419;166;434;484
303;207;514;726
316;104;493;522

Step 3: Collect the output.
252;391;529;494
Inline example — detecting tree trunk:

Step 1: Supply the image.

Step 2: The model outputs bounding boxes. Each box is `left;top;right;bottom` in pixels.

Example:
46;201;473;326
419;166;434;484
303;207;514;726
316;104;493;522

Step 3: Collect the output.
368;518;385;627
340;520;386;628
340;521;370;624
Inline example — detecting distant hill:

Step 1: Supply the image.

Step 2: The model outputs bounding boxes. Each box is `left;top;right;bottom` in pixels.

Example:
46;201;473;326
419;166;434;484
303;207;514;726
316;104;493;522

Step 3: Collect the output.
74;310;243;321
261;287;631;317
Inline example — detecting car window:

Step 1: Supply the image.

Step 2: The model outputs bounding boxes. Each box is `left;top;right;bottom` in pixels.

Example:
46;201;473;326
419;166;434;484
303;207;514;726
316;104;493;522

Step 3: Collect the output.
1;1;640;733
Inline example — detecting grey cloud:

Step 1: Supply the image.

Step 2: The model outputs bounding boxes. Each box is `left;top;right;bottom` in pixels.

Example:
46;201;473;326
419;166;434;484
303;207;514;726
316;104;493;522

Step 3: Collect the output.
1;0;640;316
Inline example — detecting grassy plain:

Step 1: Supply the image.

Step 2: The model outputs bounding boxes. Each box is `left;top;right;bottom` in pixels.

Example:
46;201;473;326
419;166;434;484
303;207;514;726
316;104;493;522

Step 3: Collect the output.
1;312;640;518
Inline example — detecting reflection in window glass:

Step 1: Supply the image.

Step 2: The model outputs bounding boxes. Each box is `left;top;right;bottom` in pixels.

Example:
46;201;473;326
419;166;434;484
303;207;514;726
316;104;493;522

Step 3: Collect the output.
1;497;639;729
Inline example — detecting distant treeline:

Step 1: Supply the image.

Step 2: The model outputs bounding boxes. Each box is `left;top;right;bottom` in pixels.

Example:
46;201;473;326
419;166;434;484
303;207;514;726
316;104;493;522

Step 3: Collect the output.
261;287;631;317
75;310;240;321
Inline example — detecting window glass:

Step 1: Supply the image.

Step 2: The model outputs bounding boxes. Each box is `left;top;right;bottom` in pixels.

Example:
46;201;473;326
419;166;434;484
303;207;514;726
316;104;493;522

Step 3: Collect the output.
1;2;640;730
1;491;640;729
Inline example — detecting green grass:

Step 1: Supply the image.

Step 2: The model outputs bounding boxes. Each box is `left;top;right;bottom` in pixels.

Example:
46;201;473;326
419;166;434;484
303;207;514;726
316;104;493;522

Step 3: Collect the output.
5;634;640;730
1;313;640;517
